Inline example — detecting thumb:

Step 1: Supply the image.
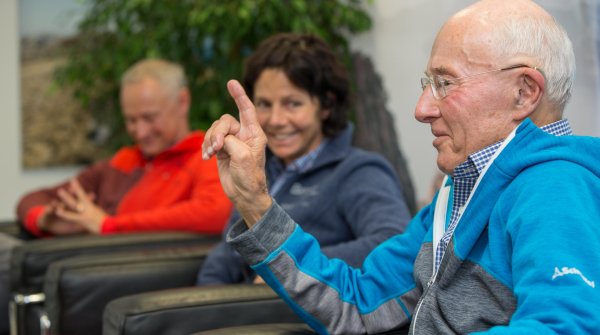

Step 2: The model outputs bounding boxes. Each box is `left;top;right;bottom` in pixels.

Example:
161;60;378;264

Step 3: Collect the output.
227;80;258;133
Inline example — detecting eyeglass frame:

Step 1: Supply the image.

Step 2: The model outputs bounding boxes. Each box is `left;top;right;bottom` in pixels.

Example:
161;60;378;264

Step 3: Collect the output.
420;64;540;100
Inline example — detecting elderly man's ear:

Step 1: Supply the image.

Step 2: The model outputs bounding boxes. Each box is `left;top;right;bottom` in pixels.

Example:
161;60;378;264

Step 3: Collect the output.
512;68;546;122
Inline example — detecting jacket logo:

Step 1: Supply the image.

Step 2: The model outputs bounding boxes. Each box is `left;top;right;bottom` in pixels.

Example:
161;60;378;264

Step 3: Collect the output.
290;183;319;196
552;267;595;288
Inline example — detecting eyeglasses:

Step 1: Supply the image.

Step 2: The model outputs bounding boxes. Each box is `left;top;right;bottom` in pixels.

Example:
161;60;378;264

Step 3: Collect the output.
420;64;538;100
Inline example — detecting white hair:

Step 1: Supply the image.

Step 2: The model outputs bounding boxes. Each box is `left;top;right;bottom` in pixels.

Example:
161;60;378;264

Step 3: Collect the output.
493;13;576;110
121;59;187;96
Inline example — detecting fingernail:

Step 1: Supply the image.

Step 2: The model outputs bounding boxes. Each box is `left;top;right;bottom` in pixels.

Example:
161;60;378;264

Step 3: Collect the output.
203;147;213;160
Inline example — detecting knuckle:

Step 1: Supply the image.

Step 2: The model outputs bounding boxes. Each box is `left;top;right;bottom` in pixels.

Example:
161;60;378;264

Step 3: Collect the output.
237;149;252;161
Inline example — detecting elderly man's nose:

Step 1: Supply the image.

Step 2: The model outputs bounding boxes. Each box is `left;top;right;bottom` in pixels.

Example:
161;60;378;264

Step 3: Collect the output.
414;90;440;123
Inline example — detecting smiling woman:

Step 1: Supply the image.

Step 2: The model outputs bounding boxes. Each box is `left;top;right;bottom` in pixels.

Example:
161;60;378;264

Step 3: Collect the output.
253;69;327;166
196;33;413;286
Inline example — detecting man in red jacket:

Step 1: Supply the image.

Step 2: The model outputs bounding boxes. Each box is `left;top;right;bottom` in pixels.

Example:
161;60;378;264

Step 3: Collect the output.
0;58;232;333
15;59;232;237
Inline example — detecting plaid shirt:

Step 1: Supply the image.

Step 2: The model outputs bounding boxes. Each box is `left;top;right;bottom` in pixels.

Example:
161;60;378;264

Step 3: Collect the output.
435;119;572;271
266;139;328;197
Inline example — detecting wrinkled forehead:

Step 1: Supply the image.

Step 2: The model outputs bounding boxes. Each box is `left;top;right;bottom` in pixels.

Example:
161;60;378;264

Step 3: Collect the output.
427;15;500;75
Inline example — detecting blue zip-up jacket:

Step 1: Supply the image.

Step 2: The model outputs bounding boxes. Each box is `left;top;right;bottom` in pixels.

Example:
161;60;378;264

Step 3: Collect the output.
228;119;600;334
198;125;411;284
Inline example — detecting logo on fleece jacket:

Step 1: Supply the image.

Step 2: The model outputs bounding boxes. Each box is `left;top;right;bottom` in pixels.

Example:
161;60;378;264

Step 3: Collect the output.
552;267;595;288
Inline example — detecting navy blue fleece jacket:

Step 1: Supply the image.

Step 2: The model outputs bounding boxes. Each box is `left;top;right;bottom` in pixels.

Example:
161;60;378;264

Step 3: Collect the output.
197;125;412;284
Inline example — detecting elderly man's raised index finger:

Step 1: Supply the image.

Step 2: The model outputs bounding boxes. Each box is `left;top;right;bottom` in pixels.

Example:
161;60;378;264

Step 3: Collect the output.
227;80;257;129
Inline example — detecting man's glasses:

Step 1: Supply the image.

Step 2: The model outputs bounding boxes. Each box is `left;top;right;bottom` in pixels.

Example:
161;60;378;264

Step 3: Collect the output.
420;64;539;100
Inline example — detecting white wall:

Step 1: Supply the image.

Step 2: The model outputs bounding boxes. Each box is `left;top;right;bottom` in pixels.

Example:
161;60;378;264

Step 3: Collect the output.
352;0;600;205
1;0;598;220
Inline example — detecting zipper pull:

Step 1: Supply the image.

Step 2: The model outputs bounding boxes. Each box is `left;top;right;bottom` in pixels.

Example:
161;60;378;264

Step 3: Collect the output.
427;276;435;287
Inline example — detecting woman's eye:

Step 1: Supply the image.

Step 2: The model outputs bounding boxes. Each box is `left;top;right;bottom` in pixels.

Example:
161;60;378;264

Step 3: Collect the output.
255;101;270;109
285;101;302;108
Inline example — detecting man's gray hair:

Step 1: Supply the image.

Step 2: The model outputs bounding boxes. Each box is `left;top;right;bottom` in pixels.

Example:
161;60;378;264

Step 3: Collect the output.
121;59;188;95
494;14;576;110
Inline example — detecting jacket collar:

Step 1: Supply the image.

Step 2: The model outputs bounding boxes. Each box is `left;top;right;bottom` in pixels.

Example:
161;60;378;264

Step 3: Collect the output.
265;124;354;175
110;131;203;172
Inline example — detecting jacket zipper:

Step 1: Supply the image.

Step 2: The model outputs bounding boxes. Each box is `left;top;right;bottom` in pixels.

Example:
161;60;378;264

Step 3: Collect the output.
412;271;439;335
412;253;446;335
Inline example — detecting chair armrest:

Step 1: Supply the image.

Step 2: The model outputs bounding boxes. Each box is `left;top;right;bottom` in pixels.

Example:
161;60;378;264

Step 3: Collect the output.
44;244;213;335
10;232;218;293
0;219;21;237
103;284;302;335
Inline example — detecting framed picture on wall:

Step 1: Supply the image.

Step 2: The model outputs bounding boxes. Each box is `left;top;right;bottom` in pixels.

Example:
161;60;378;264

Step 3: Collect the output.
19;0;109;169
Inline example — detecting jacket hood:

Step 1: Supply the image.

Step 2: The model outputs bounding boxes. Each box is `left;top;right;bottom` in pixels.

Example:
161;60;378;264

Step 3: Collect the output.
495;118;600;180
446;118;599;276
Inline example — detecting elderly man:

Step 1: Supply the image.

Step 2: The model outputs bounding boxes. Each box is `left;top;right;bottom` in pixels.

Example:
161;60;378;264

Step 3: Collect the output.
202;0;600;334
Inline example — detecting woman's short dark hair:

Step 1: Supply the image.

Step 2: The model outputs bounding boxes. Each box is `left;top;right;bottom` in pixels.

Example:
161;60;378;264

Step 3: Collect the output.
242;33;350;137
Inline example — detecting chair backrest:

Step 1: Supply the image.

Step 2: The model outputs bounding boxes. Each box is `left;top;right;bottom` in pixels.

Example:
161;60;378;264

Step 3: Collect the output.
103;284;302;335
45;244;214;335
192;323;410;335
9;232;219;335
191;323;314;335
10;232;217;293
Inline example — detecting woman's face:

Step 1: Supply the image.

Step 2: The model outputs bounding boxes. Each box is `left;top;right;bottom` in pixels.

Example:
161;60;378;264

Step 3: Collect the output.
253;69;328;165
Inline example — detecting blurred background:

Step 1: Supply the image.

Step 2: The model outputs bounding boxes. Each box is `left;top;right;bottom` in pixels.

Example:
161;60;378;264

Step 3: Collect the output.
1;0;598;220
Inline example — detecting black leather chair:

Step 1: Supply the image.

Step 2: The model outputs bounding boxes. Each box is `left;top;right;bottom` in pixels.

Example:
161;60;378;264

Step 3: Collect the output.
103;283;411;335
191;323;314;335
9;232;219;335
43;243;214;335
193;323;410;335
103;284;303;335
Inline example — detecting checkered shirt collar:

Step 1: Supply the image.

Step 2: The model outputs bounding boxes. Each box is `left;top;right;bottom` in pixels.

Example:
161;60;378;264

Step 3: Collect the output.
458;119;572;176
267;139;329;178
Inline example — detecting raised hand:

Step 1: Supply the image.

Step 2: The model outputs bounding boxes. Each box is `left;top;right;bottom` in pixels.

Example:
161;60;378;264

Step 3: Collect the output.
202;80;272;226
